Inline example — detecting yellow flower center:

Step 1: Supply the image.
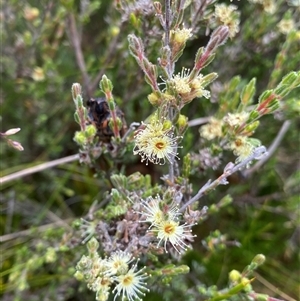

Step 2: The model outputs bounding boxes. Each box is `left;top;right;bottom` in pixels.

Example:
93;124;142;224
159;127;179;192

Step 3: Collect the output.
155;141;165;150
122;274;133;286
164;223;176;235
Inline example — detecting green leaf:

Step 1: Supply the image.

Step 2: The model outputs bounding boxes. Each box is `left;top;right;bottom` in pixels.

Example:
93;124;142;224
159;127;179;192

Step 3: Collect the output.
240;78;256;105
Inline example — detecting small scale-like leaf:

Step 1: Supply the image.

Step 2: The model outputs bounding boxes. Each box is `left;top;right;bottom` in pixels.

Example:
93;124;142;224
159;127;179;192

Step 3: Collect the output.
241;78;256;106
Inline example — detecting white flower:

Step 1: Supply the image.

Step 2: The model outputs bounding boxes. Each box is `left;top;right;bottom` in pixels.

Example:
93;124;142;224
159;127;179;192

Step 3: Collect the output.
170;68;192;95
230;136;255;163
200;117;223;140
223;112;249;127
106;250;133;276
133;121;181;165
112;262;149;301
214;4;240;38
277;18;295;35
171;27;193;44
155;220;194;254
138;195;181;228
139;196;164;228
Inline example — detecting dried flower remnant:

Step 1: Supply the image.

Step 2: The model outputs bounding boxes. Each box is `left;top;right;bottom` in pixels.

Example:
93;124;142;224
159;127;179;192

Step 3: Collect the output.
214;4;240;38
191;148;222;171
133;120;181;165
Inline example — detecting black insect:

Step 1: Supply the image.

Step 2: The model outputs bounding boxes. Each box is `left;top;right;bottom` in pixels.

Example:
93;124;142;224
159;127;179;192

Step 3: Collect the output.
86;97;127;142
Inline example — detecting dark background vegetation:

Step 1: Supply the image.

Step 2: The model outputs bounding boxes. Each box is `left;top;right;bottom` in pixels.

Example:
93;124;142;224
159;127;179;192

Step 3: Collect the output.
1;1;299;300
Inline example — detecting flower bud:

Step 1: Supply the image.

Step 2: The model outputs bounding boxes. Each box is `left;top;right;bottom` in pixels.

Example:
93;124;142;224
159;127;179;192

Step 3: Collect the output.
85;124;97;138
7;139;24;151
45;247;57;263
110;26;120;37
148;92;160;106
244;121;260;134
177;114;188;128
74;131;87;145
77;255;92;270
229;269;241;282
241;277;252;292
74;271;84;281
100;75;113;93
163;119;172;131
251;254;266;266
72;83;82;102
87;237;99;253
4;128;21;136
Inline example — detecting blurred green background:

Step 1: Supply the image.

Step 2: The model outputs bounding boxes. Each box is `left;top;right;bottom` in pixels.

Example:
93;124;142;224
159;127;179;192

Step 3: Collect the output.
1;1;299;300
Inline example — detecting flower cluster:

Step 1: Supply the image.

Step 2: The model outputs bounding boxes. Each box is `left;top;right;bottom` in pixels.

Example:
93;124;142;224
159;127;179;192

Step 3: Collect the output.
229;136;261;163
138;195;196;254
214;4;240;38
199;117;223;140
200;111;261;163
277;18;295;35
170;27;193;45
75;238;149;301
167;68;212;104
223;112;249;128
133;120;181;165
248;0;276;14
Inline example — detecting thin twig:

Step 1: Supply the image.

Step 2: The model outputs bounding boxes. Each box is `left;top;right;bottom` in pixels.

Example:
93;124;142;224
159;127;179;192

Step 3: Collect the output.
67;13;92;97
90;24;125;95
121;122;140;142
188;116;210;127
243;120;291;177
0;219;73;243
0;154;80;185
253;272;296;301
179;146;267;212
163;0;176;183
164;0;171;48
